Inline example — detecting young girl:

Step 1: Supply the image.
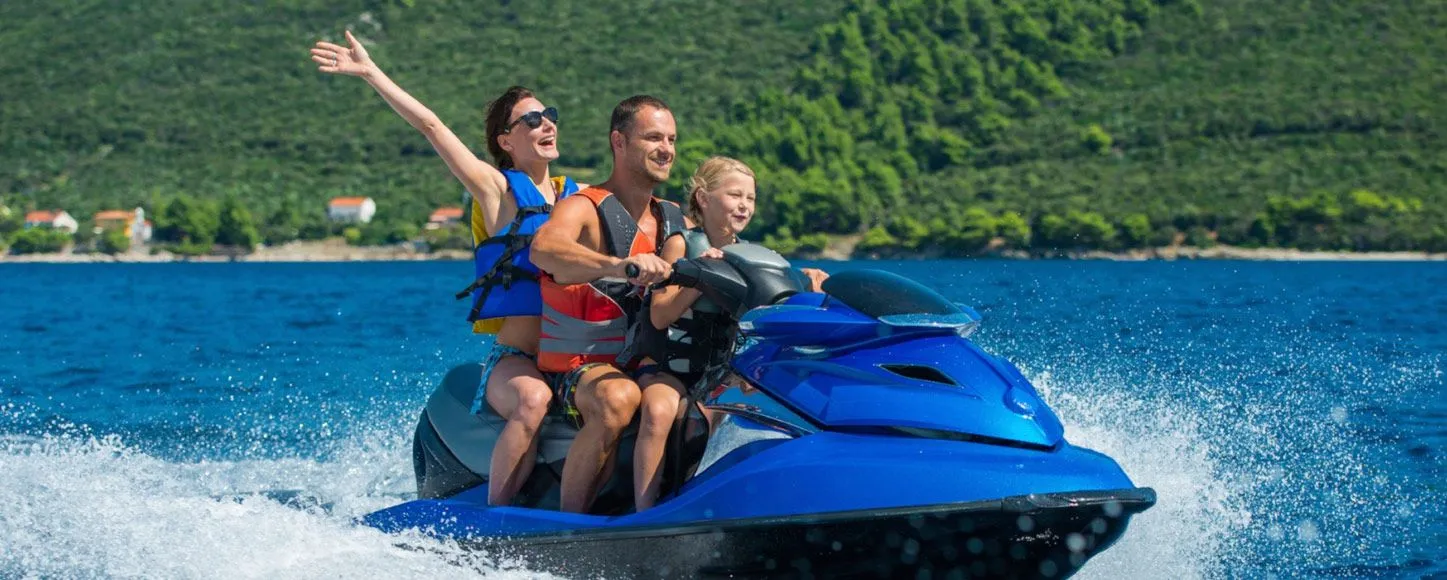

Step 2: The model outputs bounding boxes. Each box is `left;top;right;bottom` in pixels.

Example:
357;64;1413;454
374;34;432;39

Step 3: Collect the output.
628;157;827;510
311;32;577;506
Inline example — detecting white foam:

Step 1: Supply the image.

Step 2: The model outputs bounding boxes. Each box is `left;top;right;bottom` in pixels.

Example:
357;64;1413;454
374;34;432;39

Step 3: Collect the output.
0;431;557;579
1029;371;1253;579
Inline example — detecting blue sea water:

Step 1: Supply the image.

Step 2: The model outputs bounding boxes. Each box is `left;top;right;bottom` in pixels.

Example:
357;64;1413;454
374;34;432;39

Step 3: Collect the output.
1;260;1443;578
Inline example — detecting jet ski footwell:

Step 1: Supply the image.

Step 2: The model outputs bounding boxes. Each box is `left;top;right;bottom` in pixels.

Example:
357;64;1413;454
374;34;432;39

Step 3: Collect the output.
363;487;1154;579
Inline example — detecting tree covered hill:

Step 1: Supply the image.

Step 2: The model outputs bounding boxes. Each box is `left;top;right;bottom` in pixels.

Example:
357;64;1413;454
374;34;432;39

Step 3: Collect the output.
915;0;1447;252
1;0;846;222
3;0;1444;254
694;0;1446;254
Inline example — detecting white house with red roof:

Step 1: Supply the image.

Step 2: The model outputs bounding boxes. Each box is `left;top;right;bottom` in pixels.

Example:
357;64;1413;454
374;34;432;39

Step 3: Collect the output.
24;210;79;234
425;206;464;230
92;208;153;243
327;197;376;224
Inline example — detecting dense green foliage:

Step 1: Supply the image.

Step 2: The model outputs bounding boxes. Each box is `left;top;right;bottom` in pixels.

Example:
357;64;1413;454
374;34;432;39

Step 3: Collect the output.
0;209;20;251
897;0;1447;253
98;227;131;255
2;0;1443;255
1;0;844;229
216;197;262;250
696;0;1446;254
8;227;71;254
682;0;1192;237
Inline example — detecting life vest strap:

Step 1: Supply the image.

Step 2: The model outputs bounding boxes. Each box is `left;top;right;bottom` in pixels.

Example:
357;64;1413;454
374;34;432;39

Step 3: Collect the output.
499;204;552;235
459;203;553;299
455;201;554;302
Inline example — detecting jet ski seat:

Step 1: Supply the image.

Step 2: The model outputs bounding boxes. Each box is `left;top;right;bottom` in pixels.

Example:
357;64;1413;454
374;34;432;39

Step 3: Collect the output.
414;362;646;514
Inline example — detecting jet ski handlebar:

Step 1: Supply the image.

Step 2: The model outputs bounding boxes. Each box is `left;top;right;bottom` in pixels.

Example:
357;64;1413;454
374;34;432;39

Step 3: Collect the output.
622;260;703;289
625;244;804;319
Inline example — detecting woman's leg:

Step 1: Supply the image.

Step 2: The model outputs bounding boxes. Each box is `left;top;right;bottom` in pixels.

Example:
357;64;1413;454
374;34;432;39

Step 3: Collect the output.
483;354;552;506
633;371;686;511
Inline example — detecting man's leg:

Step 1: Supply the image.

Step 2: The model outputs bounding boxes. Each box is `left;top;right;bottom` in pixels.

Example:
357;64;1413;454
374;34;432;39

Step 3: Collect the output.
558;364;642;514
633;371;686;511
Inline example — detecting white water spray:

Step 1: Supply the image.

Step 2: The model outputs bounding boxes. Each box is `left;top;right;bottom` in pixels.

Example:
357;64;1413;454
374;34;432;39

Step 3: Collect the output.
0;430;555;579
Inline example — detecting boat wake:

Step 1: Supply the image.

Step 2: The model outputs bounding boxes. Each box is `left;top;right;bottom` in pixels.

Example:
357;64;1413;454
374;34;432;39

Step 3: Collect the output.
0;427;554;579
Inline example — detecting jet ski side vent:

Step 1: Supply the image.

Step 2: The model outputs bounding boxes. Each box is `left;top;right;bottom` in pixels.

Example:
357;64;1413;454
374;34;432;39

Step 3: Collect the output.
879;364;957;386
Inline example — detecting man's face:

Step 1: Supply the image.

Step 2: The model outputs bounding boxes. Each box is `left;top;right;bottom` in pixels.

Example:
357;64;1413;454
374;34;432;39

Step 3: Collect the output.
615;106;676;185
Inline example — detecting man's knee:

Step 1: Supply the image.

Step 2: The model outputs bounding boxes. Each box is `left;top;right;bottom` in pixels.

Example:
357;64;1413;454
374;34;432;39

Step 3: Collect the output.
589;377;641;426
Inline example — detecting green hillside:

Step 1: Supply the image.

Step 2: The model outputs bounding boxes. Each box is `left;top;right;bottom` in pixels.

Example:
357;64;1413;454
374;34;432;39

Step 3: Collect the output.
0;0;846;222
923;0;1447;251
2;0;1444;254
698;0;1446;253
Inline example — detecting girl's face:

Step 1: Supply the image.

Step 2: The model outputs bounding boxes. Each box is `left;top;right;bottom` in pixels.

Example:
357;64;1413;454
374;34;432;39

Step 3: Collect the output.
698;171;756;239
498;97;560;166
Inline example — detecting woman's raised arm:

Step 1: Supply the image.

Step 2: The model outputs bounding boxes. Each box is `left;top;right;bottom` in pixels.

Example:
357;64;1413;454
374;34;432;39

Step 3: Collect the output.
311;31;505;210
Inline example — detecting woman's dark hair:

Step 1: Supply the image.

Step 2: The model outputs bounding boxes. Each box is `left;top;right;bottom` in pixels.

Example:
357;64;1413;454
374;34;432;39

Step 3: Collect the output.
483;86;536;170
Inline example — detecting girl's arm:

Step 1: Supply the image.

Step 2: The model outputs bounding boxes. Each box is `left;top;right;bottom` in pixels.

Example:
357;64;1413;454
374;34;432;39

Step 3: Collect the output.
799;267;829;292
648;236;711;330
311;31;507;224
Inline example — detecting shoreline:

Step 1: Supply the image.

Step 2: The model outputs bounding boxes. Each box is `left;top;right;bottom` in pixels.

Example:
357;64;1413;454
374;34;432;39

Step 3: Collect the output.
3;238;1445;263
830;246;1447;262
0;239;471;264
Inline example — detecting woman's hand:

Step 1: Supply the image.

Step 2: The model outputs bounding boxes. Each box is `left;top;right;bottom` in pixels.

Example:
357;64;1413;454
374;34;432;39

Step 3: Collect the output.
700;247;725;260
311;30;375;77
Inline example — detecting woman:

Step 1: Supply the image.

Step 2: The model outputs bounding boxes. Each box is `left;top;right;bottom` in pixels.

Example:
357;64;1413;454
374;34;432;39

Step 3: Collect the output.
311;31;578;506
628;156;827;511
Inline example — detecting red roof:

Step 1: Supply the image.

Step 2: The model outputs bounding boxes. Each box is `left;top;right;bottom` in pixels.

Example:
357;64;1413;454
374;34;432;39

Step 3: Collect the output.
25;210;58;223
429;207;464;222
328;196;371;208
94;210;134;222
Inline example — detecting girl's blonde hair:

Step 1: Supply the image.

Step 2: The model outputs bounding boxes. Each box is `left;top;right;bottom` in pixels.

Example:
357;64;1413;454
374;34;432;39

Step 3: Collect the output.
686;156;755;225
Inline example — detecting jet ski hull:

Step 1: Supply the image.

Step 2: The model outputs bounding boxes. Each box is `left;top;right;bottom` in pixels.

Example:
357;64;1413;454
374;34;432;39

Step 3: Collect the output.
368;487;1153;579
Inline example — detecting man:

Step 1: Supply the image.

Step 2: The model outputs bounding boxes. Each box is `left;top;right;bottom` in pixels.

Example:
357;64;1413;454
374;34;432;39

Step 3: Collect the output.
529;95;686;514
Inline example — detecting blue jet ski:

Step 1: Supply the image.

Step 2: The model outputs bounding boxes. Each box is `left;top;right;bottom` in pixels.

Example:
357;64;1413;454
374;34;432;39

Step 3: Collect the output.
363;245;1155;578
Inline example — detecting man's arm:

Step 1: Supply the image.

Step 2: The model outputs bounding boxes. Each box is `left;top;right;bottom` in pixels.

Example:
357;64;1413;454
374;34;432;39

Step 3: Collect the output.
531;196;621;285
532;196;674;285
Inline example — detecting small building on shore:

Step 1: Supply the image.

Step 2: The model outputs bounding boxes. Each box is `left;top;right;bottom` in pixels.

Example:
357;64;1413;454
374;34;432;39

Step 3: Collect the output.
327;197;376;224
426;206;464;230
93;208;153;243
24;210;79;234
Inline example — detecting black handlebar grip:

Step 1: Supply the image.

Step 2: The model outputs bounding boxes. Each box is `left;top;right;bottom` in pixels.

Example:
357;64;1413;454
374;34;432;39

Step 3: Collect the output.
625;263;640;278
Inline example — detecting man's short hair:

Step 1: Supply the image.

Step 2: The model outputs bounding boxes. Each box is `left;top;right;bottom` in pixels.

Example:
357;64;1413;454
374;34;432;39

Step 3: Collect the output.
610;95;670;136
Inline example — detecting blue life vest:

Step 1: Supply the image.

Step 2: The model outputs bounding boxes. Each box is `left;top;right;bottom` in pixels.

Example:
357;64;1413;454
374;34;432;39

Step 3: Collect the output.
454;170;578;326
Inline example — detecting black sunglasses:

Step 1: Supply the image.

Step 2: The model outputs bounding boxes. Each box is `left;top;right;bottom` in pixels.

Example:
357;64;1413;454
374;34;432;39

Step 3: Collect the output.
505;107;559;133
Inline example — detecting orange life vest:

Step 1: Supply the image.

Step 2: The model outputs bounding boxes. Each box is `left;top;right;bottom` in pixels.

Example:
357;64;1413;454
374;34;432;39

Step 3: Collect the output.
537;187;686;373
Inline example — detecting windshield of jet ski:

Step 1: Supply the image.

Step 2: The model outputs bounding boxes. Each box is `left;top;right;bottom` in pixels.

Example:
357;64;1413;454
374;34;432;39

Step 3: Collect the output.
820;269;981;335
